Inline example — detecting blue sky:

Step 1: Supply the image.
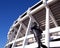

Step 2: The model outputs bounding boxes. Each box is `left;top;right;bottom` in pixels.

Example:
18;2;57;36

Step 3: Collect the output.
0;0;40;48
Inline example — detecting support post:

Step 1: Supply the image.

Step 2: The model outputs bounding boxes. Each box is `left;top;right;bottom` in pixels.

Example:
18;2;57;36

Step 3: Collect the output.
45;5;50;48
12;23;22;48
43;0;50;48
22;17;32;48
22;8;32;48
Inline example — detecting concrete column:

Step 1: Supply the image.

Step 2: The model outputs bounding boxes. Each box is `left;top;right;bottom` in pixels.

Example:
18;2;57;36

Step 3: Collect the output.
22;8;32;48
45;6;50;48
12;23;22;48
43;0;50;48
22;17;32;48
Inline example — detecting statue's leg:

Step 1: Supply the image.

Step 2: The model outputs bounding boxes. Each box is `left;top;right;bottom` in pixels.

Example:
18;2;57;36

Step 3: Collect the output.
37;36;41;48
41;43;47;48
34;34;41;48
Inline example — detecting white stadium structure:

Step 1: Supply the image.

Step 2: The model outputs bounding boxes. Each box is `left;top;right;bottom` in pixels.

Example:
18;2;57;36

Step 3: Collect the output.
5;0;60;48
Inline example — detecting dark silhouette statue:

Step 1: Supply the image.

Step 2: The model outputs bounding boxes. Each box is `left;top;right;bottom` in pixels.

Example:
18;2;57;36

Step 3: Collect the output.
31;22;47;48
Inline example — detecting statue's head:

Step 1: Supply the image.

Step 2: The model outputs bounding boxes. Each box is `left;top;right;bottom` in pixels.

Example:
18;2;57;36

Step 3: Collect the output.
31;22;37;27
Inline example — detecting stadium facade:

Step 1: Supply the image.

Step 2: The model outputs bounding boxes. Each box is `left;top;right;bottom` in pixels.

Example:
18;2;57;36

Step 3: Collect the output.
5;0;60;48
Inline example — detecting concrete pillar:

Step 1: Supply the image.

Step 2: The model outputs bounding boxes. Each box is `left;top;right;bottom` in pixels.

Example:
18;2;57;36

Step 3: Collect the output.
22;17;32;48
22;8;32;48
43;0;50;48
12;23;22;48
